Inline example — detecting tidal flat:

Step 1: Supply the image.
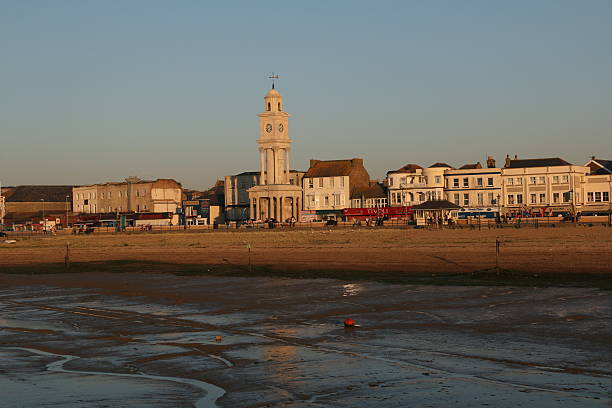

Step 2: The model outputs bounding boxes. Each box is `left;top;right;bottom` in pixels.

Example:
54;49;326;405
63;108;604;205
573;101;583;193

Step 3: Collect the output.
0;272;611;407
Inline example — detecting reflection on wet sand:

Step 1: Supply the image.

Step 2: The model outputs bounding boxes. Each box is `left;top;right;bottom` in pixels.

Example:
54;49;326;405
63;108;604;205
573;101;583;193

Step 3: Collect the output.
0;273;611;407
10;347;226;408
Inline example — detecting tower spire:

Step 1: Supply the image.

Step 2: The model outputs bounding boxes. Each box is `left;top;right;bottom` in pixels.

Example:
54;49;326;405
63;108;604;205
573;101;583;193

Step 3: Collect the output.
269;72;279;89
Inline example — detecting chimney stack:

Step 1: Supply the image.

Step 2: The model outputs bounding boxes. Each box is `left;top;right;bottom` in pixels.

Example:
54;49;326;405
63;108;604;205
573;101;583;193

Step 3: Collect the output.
309;159;320;168
486;156;496;168
505;154;511;168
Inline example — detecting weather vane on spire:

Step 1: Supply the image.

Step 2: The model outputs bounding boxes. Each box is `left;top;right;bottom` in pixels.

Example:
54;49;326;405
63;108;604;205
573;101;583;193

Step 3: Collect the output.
269;72;279;89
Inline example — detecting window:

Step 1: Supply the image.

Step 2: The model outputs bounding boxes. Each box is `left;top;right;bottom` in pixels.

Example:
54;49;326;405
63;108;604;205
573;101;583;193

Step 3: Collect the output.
324;196;329;206
418;192;425;201
539;176;546;184
334;194;341;206
604;192;609;202
108;192;112;198
101;193;105;199
517;194;523;204
562;175;569;183
388;177;393;187
530;194;536;204
339;177;344;188
553;193;560;203
453;194;460;205
319;178;323;188
488;193;494;204
516;178;523;185
435;176;441;184
308;178;314;188
530;177;537;185
267;102;271;111
508;195;514;205
477;193;483;206
289;179;295;185
463;193;469;206
278;102;281;111
539;193;546;203
477;178;483;187
453;178;459;188
307;195;315;206
84;199;89;205
463;178;469;187
409;192;414;202
553;176;560;184
487;177;494;187
507;178;513;186
595;192;602;202
563;192;572;203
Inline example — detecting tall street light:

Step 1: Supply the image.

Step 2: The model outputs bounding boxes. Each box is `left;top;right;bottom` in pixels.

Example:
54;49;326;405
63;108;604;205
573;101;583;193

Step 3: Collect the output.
65;195;70;230
40;198;45;232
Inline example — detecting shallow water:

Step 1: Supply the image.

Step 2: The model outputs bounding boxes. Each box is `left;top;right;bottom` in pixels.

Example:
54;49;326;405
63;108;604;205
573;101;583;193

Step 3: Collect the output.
1;274;611;407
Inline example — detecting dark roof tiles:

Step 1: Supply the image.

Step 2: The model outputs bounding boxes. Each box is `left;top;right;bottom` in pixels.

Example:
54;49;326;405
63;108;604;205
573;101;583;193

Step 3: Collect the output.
428;162;454;169
304;159;358;178
459;162;482;170
387;163;423;174
350;183;387;199
6;185;73;202
506;158;571;168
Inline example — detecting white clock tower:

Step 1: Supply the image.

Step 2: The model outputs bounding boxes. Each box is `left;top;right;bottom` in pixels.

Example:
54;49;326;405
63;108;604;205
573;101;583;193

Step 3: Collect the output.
248;82;302;221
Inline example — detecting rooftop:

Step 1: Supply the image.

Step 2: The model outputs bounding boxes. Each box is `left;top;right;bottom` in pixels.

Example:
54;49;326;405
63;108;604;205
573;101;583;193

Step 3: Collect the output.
387;163;423;174
588;158;612;175
351;183;387;199
506;158;572;168
428;162;454;169
459;162;482;170
6;185;73;202
304;159;363;178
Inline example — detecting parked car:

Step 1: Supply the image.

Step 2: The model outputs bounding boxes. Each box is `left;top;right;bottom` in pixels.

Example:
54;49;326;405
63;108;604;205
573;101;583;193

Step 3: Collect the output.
0;232;8;238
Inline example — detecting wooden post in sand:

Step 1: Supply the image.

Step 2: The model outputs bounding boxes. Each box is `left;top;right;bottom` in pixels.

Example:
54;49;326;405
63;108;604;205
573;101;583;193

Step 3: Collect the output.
495;238;500;271
247;243;252;273
64;243;70;269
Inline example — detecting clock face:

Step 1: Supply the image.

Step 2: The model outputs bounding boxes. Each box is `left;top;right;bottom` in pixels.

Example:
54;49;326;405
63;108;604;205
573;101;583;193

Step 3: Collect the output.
278;123;284;132
265;123;273;133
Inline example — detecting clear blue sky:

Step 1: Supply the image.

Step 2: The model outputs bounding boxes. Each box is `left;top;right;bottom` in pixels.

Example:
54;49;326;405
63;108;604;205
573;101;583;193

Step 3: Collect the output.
1;1;611;189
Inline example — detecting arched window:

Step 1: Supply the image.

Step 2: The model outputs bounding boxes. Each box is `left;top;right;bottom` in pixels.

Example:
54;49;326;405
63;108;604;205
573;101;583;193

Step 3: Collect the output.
278;102;281;111
267;102;271;111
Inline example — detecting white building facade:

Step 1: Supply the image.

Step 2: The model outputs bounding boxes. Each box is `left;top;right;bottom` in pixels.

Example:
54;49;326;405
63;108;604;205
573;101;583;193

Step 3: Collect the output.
444;165;502;209
501;158;588;216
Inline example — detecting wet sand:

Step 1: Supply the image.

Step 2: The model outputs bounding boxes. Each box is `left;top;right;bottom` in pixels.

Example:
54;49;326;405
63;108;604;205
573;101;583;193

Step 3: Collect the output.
1;272;611;407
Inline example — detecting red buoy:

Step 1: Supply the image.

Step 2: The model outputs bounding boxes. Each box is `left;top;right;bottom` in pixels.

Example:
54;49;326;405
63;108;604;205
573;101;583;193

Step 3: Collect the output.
344;318;356;327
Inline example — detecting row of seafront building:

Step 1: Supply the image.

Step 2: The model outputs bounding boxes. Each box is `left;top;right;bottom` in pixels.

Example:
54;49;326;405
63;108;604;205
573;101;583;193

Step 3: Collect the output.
225;154;612;222
1;84;611;230
222;86;611;223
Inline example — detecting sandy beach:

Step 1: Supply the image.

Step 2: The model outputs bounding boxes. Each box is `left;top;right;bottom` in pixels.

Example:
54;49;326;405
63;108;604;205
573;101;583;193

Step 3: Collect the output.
1;226;611;288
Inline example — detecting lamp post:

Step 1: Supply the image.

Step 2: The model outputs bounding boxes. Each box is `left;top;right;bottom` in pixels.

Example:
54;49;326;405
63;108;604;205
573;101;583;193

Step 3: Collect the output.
497;193;501;223
65;195;70;230
40;198;45;233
